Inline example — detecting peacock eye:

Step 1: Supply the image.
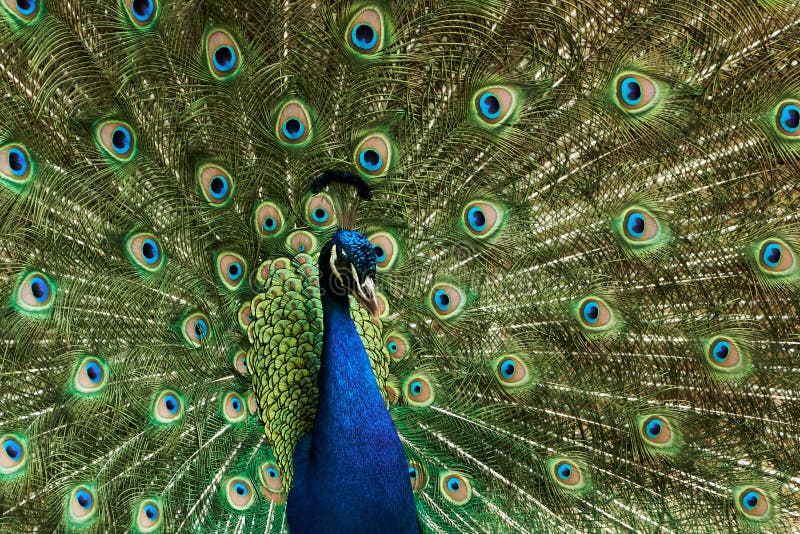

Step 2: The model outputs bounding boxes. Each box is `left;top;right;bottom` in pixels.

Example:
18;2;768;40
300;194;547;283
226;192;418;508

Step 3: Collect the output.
69;485;97;524
638;414;676;450
222;392;247;423
346;7;385;55
124;0;158;27
368;232;399;270
775;100;800;137
215;251;247;290
0;434;27;475
462;200;505;239
384;333;409;360
614;72;659;113
14;271;56;317
224;477;255;510
206;29;242;79
254;200;285;237
136;499;162;532
124;231;164;274
0;143;33;186
623;209;659;242
233;349;248;375
579;299;607;326
95;120;136;161
354;133;392;177
756;238;796;275
305;194;335;228
181;312;211;347
2;0;41;23
472;86;518;126
287;230;318;255
197;164;234;206
259;462;284;493
408;462;427;491
276;100;312;146
152;389;184;424
73;356;108;394
493;355;532;388
440;472;472;505
404;375;434;407
735;486;770;519
429;283;466;320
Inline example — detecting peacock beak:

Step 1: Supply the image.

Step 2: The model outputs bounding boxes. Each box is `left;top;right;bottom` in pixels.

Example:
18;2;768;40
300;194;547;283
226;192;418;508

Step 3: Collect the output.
353;269;379;318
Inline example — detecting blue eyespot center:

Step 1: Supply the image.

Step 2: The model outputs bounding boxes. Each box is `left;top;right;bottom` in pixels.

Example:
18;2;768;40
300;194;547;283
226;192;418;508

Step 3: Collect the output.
111;127;131;154
144;503;158;520
373;245;386;262
312;208;328;223
132;0;153;20
646;418;663;438
233;482;248;496
712;340;730;363
781;104;800;132
194;319;208;339
387;341;397;353
282;118;304;140
359;149;382;171
582;301;599;324
85;362;102;384
479;93;501;119
352;23;377;50
762;243;782;268
3;439;21;460
16;0;35;15
210;175;229;199
500;359;516;379
742;490;760;510
557;463;572;481
266;467;279;478
228;262;241;280
447;477;461;492
8;148;27;176
408;467;417;478
626;212;646;238
621;77;642;105
410;381;422;396
29;277;49;302
467;206;487;232
213;45;236;72
76;490;92;509
142;238;159;264
164;394;178;414
263;217;277;231
231;397;242;412
434;289;450;311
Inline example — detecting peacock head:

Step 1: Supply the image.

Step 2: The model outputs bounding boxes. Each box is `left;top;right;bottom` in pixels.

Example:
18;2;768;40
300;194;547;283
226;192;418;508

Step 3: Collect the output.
321;228;379;316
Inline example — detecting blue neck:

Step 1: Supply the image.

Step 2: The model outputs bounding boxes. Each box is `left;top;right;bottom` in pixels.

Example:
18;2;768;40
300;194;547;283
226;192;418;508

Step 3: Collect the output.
287;290;418;532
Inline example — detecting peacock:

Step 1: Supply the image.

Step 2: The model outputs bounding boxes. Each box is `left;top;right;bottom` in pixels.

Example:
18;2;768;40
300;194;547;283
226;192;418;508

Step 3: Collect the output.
1;0;799;531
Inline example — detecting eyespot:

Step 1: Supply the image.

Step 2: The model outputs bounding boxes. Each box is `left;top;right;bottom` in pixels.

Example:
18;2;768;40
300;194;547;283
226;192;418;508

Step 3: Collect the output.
345;7;384;56
68;485;97;524
224;477;255;510
493;355;532;388
95;120;136;161
197;164;234;206
462;200;505;240
775;100;800;138
152;389;184;425
0;143;33;188
253;200;285;238
704;336;744;372
384;333;409;361
621;207;661;244
123;0;158;28
354;133;392;177
222;392;247;423
638;415;675;449
246;391;258;416
408;461;427;492
0;434;27;476
429;283;466;320
72;356;108;395
574;297;615;332
259;462;284;493
547;458;587;491
472;86;518;126
404;374;434;407
1;0;41;24
233;349;248;375
237;302;252;333
368;232;399;270
286;231;318;255
305;194;335;229
206;29;242;80
215;251;247;291
440;472;472;505
613;72;659;114
124;231;164;274
181;312;211;347
14;271;55;317
276;100;312;147
755;238;796;276
135;498;162;533
734;486;770;520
